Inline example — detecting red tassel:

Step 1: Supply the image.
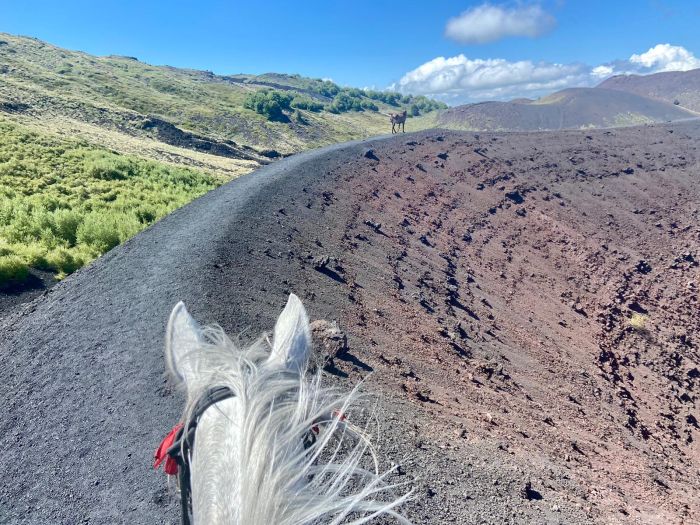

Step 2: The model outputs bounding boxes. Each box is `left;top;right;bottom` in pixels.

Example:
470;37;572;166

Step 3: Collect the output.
164;455;179;476
154;423;183;475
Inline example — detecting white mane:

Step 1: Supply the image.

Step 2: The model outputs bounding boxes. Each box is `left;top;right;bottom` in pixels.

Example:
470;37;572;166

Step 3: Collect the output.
165;295;412;524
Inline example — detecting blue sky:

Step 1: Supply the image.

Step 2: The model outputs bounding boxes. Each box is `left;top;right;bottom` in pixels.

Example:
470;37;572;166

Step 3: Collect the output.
3;1;700;103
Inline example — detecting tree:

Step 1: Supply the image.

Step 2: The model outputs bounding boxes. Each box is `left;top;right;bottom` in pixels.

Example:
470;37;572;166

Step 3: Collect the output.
243;90;293;122
291;96;324;112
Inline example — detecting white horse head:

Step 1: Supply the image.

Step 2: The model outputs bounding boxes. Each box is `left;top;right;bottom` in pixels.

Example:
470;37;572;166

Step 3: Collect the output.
162;293;411;524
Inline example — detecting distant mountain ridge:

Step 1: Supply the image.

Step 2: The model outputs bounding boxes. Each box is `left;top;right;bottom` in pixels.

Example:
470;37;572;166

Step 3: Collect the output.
598;68;700;112
425;69;700;133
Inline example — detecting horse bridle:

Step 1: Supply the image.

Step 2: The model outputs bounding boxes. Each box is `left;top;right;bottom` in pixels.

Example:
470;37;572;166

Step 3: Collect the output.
159;386;322;525
166;386;235;525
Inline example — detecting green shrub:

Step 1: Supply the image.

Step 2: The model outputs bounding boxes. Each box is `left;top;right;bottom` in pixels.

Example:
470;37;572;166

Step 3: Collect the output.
328;92;364;113
86;157;135;180
134;206;157;223
344;88;364;99
76;212;141;253
290;96;324;112
44;247;87;276
364;90;402;106
51;209;82;246
311;80;340;98
407;95;447;115
361;90;447;113
243;90;293;121
2;205;83;247
0;255;30;283
13;243;50;270
361;100;379;112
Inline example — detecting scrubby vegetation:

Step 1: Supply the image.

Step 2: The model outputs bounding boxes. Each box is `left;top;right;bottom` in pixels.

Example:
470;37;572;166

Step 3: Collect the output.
408;96;448;116
629;312;648;331
243;83;446;122
290;95;324;112
244;90;294;122
0;34;447;156
0;118;218;284
327;92;373;113
0;34;450;288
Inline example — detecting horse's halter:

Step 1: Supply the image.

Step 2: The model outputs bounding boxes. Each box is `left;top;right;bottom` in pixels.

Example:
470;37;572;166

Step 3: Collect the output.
155;386;235;525
155;386;325;525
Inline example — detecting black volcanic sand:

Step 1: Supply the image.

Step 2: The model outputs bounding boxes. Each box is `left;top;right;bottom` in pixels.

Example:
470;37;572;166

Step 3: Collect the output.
600;68;700;112
2;123;699;524
0;270;56;318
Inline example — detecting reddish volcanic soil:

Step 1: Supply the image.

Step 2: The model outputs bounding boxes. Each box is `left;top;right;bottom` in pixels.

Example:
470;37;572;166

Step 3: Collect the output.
289;123;700;523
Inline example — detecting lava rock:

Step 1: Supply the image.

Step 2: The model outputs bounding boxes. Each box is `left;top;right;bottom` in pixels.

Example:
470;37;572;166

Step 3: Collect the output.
364;149;379;161
635;260;652;274
505;190;524;204
310;319;348;360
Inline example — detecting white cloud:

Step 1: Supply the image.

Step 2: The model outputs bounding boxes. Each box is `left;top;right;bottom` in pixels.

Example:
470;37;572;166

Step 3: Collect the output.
591;65;614;78
629;43;700;72
392;43;700;104
445;3;556;44
392;54;588;103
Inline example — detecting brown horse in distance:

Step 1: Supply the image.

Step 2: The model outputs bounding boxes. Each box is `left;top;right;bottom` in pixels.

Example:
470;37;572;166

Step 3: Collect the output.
390;110;407;134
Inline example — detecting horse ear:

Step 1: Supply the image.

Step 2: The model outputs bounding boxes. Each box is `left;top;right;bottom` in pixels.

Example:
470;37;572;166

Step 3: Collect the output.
166;301;204;386
268;294;311;372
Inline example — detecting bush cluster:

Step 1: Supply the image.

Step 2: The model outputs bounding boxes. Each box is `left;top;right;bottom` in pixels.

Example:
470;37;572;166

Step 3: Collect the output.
290;96;324;112
407;95;447;115
243;90;293;121
244;84;445;120
328;92;379;113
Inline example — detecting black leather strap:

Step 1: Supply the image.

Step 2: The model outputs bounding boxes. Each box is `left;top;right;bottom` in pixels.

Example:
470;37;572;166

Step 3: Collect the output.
167;386;235;525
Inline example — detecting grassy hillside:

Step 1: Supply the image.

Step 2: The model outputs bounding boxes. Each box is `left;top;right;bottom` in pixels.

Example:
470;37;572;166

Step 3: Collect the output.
0;33;445;286
0;116;219;284
0;33;444;165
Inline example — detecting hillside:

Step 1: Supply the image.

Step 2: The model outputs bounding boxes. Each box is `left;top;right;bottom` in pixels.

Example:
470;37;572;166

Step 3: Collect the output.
0;115;221;303
599;68;700;112
431;87;695;131
0;33;444;174
0;33;444;287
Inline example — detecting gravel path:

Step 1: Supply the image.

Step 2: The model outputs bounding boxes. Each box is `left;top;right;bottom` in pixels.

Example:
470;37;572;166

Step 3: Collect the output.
0;137;394;524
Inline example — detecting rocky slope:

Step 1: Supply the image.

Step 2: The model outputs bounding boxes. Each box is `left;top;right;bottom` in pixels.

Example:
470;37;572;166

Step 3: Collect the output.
600;68;700;113
433;87;695;131
1;121;698;524
315;123;700;524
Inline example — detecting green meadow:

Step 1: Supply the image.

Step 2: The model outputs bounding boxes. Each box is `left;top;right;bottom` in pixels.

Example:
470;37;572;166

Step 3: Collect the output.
0;117;219;284
0;33;447;286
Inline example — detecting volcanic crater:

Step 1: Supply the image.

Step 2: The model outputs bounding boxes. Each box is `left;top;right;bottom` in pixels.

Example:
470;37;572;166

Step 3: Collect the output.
1;122;699;524
270;123;700;524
